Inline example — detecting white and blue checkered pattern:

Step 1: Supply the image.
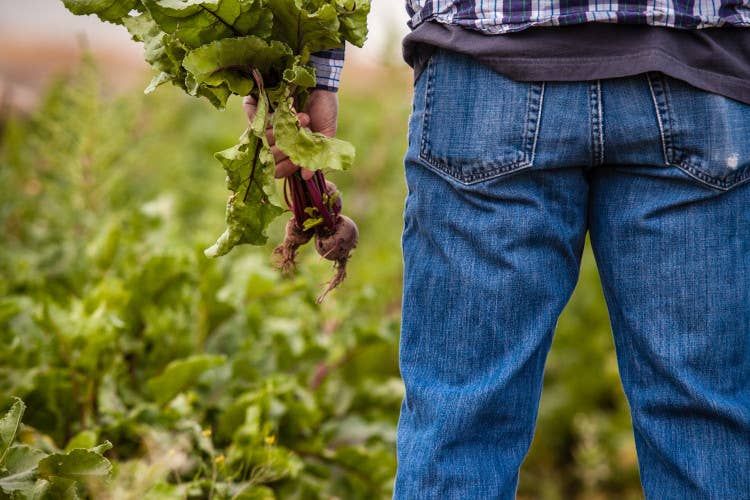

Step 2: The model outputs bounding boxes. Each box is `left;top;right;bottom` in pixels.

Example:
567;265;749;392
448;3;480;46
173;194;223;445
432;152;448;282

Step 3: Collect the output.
309;48;346;92
406;0;750;33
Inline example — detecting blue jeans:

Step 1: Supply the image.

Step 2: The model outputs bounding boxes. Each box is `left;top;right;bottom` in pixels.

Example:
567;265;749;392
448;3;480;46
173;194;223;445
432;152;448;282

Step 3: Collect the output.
395;48;750;499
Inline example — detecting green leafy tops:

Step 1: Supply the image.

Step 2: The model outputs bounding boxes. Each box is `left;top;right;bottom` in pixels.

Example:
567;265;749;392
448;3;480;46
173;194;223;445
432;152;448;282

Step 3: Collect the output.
61;0;370;257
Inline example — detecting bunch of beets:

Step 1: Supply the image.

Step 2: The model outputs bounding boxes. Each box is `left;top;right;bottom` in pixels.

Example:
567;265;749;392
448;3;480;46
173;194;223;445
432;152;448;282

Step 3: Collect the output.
277;171;358;302
60;0;370;301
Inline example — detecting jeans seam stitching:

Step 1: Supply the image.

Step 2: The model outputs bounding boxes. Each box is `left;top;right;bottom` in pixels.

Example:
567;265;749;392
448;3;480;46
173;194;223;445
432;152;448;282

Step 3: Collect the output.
522;82;532;158
419;50;436;173
588;81;605;166
529;82;545;167
662;76;678;161
589;83;596;167
647;72;671;167
672;160;750;191
597;80;604;166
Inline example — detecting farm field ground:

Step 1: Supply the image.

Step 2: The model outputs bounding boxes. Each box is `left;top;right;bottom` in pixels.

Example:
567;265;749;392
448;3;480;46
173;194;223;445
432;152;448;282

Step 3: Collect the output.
1;55;642;498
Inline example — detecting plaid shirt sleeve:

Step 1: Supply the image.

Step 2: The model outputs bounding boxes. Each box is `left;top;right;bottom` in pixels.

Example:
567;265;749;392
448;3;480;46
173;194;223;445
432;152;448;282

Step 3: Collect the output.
309;47;345;92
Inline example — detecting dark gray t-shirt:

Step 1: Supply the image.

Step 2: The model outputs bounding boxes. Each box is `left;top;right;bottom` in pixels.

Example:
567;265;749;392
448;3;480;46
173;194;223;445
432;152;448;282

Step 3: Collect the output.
403;22;750;105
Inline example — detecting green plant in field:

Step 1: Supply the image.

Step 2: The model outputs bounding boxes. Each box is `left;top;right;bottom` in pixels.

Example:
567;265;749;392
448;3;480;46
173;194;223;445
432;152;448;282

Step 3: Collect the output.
0;398;113;499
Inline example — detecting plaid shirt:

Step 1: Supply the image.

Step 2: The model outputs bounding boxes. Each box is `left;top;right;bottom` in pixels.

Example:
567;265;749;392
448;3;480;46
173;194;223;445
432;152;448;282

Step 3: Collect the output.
406;0;750;33
310;48;345;92
315;0;750;90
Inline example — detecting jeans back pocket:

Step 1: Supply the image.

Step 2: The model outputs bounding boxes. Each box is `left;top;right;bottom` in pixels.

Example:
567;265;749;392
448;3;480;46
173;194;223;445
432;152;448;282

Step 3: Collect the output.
418;49;545;185
649;73;750;191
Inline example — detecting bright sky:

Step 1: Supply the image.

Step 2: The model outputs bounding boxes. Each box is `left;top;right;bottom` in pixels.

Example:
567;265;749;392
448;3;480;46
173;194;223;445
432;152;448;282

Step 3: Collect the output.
0;0;411;65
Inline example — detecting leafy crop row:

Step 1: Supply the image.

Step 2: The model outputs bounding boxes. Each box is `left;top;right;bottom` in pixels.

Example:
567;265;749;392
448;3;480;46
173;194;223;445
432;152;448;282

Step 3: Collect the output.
0;61;400;499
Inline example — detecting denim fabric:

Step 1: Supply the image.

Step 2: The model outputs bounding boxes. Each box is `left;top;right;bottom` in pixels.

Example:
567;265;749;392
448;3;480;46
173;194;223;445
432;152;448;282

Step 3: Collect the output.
395;48;750;499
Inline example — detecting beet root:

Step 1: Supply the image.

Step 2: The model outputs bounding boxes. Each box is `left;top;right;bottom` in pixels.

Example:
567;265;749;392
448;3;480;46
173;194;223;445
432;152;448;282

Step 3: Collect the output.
273;218;313;274
314;214;358;303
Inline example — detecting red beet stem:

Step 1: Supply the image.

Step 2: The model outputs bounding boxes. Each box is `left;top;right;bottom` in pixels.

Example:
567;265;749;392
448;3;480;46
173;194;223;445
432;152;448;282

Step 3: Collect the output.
288;172;308;223
305;176;336;232
285;170;337;233
314;170;327;195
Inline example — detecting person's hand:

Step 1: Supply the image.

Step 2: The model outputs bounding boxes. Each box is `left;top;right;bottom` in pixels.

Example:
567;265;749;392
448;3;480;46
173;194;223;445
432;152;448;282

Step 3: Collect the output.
242;89;339;180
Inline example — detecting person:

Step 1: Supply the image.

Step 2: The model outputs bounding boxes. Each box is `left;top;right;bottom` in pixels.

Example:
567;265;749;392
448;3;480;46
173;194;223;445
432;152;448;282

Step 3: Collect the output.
245;2;750;497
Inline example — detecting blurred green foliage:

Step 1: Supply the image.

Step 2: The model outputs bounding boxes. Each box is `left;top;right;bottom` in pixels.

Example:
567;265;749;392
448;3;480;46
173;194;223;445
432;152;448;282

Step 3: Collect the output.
0;58;642;498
